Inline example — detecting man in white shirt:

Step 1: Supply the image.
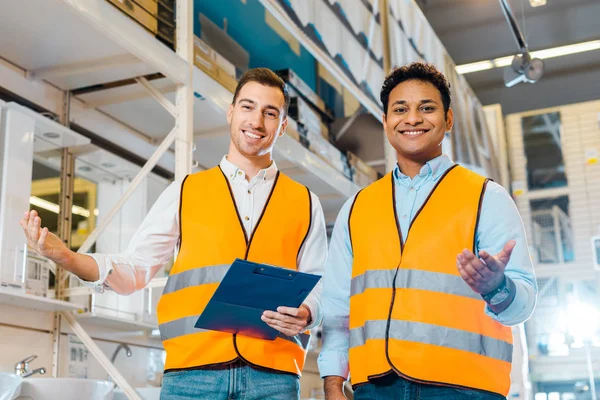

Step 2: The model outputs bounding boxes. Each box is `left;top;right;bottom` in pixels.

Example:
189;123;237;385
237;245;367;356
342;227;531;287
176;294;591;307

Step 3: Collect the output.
21;68;327;400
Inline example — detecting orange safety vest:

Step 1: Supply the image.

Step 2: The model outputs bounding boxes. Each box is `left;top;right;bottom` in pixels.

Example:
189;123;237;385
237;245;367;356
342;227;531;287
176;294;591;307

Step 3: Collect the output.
348;165;513;396
157;166;313;375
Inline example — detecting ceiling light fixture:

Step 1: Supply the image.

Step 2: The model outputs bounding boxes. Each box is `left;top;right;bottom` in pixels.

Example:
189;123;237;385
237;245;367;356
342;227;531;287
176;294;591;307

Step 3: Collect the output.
529;0;546;7
30;196;91;218
456;39;600;75
100;162;116;169
42;132;61;139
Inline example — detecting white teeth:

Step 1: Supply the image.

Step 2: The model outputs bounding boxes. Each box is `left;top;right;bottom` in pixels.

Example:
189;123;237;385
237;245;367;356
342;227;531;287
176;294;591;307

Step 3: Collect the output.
403;130;425;136
244;130;261;139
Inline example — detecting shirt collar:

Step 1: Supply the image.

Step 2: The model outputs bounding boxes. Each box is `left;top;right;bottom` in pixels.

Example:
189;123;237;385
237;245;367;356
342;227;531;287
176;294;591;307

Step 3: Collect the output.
219;155;278;182
393;154;454;184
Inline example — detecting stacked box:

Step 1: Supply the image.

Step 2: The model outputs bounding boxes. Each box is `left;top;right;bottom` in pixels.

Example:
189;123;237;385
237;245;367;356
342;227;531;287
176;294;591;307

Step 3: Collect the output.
106;0;177;49
306;130;352;180
193;37;239;93
347;151;378;187
288;96;323;138
276;69;333;122
285;119;302;142
154;0;176;48
107;0;158;33
25;254;51;297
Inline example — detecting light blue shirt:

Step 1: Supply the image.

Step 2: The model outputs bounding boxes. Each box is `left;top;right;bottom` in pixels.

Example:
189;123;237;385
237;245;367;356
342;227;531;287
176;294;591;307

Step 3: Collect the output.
317;154;538;379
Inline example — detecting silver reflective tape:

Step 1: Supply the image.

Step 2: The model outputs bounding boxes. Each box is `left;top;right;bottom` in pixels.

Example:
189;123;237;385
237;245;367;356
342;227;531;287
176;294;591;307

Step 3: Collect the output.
349;320;512;363
160;315;311;350
351;269;480;300
163;264;231;294
159;315;206;341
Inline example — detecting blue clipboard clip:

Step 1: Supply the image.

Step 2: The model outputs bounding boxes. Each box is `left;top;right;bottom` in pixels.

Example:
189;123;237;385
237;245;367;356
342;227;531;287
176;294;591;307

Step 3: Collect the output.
194;258;321;340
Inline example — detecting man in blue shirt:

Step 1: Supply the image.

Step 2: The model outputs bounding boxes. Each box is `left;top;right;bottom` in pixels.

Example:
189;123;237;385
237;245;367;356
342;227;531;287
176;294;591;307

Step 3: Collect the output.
318;62;537;400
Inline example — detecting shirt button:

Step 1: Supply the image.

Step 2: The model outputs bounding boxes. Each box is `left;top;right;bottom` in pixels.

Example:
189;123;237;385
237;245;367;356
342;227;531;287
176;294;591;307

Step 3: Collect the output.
402;215;407;219
244;216;249;221
237;171;242;175
409;187;415;191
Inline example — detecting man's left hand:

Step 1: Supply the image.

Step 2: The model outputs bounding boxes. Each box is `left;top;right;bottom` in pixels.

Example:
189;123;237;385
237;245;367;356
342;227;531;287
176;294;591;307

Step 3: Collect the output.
456;240;516;295
261;304;311;336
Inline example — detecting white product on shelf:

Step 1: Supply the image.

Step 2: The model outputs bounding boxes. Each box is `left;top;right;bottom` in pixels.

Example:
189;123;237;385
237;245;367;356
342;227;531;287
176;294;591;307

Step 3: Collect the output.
305;130;350;179
143;280;165;325
24;254;51;297
289;94;323;137
0;105;35;290
347;151;378;187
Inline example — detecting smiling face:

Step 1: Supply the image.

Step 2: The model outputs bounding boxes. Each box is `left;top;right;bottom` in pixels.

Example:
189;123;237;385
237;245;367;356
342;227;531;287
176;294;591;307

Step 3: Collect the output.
383;79;453;164
227;81;288;161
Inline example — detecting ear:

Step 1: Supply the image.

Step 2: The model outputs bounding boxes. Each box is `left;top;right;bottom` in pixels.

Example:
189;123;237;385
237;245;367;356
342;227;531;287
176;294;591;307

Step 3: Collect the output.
279;116;288;137
227;103;234;125
382;113;388;132
445;107;454;132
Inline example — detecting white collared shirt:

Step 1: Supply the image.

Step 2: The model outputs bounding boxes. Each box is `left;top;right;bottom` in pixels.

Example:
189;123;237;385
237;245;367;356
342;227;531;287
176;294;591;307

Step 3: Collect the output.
86;156;327;328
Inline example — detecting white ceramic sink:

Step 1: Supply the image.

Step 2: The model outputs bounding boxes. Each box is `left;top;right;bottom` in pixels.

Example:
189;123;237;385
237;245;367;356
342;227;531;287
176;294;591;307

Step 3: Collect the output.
113;387;160;400
0;373;22;400
16;378;113;400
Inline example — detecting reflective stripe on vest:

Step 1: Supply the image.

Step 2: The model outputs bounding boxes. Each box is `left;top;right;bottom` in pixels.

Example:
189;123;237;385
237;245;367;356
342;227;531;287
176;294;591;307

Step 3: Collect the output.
156;166;312;375
348;165;513;396
159;263;310;348
350;320;512;363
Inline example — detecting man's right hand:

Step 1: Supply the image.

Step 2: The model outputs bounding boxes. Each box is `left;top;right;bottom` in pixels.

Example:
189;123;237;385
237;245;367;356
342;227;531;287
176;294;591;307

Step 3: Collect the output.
324;376;347;400
20;210;101;282
20;210;69;263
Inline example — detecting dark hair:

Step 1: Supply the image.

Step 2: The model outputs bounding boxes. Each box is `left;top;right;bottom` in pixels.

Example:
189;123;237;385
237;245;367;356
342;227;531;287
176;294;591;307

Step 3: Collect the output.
232;68;291;115
380;62;451;115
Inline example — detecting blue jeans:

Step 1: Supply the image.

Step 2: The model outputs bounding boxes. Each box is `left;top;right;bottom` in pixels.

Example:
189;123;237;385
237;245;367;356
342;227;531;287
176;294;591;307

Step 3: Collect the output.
353;374;506;400
160;361;300;400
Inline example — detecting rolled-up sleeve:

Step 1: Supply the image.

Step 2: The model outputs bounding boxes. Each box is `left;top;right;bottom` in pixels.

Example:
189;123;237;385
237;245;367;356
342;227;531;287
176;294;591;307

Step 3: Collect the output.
79;180;182;295
317;196;355;380
478;182;538;326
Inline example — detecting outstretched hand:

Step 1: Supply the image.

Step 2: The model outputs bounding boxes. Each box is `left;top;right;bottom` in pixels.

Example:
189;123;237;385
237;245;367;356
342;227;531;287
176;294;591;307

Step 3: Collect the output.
19;210;68;262
456;240;516;295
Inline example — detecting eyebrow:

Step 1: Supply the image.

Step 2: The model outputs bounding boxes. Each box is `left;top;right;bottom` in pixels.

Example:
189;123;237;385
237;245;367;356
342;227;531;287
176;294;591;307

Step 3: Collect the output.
238;98;281;114
391;99;438;107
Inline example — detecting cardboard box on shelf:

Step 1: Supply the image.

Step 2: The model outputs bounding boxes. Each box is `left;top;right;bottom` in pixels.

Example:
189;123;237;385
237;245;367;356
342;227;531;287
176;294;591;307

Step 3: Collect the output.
156;20;175;48
289;96;323;137
214;52;236;79
128;0;174;28
276;69;330;120
193;37;239;93
353;169;376;188
320;120;330;141
107;0;157;34
25;254;51;297
158;0;174;12
157;3;175;26
132;0;158;17
306;130;352;180
218;68;238;93
347;151;378;186
194;37;219;78
286;128;301;142
284;119;302;143
298;134;311;150
199;13;250;75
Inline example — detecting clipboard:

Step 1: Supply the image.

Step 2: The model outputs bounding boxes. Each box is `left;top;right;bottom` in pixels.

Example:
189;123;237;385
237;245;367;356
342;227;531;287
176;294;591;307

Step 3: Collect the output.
194;258;321;340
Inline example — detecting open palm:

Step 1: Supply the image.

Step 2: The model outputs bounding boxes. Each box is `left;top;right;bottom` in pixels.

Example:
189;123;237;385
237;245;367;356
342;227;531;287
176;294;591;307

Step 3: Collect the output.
20;210;67;261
